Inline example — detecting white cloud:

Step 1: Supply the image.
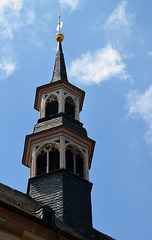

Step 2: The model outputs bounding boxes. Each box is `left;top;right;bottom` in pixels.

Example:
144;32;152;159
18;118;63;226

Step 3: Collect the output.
0;0;23;39
69;45;129;85
59;0;81;10
127;86;152;145
0;0;37;79
0;0;23;12
0;0;35;39
0;0;23;79
105;1;134;32
26;10;35;25
0;60;16;80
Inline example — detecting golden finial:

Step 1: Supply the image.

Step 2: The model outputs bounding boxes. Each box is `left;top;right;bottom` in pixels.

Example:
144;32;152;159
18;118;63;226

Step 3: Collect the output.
55;11;64;42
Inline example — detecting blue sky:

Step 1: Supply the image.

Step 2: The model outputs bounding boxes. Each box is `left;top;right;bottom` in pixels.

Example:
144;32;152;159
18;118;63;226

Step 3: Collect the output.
0;0;152;239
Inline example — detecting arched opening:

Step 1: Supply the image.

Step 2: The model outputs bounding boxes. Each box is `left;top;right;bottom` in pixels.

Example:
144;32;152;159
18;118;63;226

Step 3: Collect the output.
66;149;74;173
76;154;84;178
36;144;59;176
36;152;47;176
65;96;75;119
49;149;59;172
65;145;84;178
45;94;58;117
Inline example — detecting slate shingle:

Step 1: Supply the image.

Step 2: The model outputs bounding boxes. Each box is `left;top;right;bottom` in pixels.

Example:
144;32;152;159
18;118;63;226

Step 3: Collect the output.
52;41;68;83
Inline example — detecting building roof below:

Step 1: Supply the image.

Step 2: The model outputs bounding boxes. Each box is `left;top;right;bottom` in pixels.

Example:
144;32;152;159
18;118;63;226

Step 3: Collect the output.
0;183;115;240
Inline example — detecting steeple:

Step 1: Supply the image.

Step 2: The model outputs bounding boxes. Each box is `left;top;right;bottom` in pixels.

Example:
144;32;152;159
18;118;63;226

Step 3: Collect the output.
0;13;115;240
51;13;68;83
22;14;95;237
51;41;68;82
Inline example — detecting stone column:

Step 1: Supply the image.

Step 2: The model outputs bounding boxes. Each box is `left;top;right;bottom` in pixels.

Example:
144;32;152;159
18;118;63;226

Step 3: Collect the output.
59;136;65;169
58;89;63;113
31;148;37;178
41;95;46;118
85;148;89;181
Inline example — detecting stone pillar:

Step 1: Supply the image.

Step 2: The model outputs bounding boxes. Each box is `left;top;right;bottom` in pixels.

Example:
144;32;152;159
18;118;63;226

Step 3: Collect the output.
58;89;63;113
31;148;37;178
62;92;65;114
85;148;89;181
41;95;46;118
60;136;65;169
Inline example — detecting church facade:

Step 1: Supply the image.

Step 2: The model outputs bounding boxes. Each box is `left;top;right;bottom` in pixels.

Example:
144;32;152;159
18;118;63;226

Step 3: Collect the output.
0;22;115;240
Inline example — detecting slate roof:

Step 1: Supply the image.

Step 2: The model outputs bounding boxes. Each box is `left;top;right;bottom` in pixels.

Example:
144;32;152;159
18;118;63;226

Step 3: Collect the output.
92;229;115;240
0;182;41;217
0;183;115;240
51;41;68;83
35;112;88;136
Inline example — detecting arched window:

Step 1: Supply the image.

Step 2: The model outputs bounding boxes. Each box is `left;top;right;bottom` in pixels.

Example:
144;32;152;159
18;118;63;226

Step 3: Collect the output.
65;96;75;119
36;151;47;176
36;144;59;176
66;145;84;178
45;94;58;117
49;149;59;172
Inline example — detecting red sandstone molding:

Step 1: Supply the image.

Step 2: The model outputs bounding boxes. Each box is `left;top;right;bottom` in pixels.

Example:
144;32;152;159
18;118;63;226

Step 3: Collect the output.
34;81;85;112
22;125;95;169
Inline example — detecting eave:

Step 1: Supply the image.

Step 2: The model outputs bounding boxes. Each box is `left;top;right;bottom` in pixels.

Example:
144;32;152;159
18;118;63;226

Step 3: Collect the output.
22;125;95;170
34;80;85;113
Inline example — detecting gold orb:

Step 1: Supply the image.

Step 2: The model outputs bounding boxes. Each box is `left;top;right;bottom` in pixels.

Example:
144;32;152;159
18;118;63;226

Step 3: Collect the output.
55;33;64;42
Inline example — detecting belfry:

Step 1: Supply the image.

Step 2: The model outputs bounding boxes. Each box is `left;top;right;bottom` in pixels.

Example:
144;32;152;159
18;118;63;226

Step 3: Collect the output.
23;16;95;235
0;14;115;240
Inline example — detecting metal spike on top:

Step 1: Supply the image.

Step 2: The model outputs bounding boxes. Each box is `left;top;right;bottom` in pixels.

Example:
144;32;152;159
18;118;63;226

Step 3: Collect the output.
52;12;68;82
55;12;64;42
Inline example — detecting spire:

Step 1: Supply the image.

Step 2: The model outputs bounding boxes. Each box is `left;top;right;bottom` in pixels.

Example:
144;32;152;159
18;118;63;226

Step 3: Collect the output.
51;13;68;83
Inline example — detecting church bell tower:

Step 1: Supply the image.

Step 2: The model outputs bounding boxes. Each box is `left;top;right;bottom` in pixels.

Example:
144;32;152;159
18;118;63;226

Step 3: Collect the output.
22;15;95;237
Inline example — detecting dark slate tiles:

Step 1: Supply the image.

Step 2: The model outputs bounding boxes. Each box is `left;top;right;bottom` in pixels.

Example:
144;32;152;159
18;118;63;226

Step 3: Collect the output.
52;41;68;83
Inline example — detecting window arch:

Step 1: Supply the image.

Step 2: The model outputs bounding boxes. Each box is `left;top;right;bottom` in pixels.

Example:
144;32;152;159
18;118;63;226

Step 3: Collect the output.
37;151;47;176
65;96;75;119
65;145;84;178
36;143;59;176
45;94;58;117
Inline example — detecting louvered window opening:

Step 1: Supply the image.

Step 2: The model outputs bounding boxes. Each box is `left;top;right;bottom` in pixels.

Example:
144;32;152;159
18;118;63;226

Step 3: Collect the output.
37;152;47;176
65;102;75;118
45;101;58;117
66;149;84;178
36;150;59;176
